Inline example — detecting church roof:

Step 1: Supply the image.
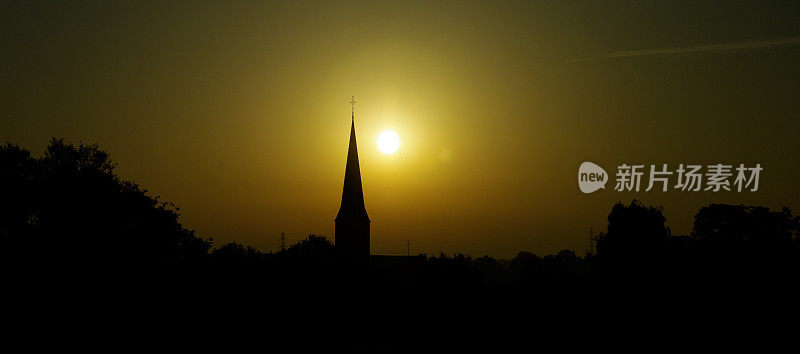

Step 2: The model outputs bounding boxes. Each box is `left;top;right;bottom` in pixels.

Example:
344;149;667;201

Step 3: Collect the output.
336;116;369;222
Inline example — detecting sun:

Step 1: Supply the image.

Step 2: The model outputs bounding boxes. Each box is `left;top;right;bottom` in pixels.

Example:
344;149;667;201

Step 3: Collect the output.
377;130;400;154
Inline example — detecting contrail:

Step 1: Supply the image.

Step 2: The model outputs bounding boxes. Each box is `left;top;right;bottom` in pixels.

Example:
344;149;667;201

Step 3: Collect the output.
568;35;800;62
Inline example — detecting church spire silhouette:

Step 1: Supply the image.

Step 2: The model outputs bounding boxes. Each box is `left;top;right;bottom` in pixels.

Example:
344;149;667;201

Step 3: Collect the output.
335;97;370;263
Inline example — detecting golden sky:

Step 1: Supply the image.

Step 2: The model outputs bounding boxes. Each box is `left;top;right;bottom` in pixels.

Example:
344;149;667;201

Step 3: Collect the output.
3;1;800;257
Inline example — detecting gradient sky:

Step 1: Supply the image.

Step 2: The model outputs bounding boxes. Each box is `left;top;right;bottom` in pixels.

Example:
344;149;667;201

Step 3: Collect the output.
3;1;800;257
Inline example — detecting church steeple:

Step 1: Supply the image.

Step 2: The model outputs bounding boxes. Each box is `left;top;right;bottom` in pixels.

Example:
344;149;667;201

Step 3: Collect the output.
336;116;368;221
335;97;370;262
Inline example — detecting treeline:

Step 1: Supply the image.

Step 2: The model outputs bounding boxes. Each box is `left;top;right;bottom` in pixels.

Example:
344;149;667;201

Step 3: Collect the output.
2;139;799;289
0;139;211;273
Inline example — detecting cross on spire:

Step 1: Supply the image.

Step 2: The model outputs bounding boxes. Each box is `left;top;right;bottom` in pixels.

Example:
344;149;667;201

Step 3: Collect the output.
350;96;356;119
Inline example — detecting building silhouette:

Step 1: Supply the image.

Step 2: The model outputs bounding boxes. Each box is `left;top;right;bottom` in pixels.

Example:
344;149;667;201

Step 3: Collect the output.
334;102;426;268
335;110;370;263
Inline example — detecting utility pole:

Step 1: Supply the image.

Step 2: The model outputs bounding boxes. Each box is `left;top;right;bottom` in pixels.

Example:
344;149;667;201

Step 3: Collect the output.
280;232;286;252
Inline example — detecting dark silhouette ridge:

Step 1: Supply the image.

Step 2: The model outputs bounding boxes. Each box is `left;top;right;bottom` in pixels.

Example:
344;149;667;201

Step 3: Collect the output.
4;138;799;350
0;138;210;278
335;116;370;263
3;139;800;305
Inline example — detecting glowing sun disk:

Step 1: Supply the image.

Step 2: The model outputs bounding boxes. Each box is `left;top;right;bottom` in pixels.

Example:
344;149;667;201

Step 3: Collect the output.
377;130;400;154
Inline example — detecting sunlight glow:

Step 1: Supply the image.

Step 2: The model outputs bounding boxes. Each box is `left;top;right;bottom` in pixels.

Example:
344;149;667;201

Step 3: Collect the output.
377;130;400;154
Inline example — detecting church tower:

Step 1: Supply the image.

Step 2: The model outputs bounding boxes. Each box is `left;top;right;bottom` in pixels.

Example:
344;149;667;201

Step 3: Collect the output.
335;100;370;263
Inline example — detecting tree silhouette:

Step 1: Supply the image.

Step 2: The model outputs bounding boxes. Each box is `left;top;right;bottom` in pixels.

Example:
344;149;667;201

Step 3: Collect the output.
4;138;800;292
688;204;800;281
693;204;800;243
0;138;210;274
596;200;668;265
